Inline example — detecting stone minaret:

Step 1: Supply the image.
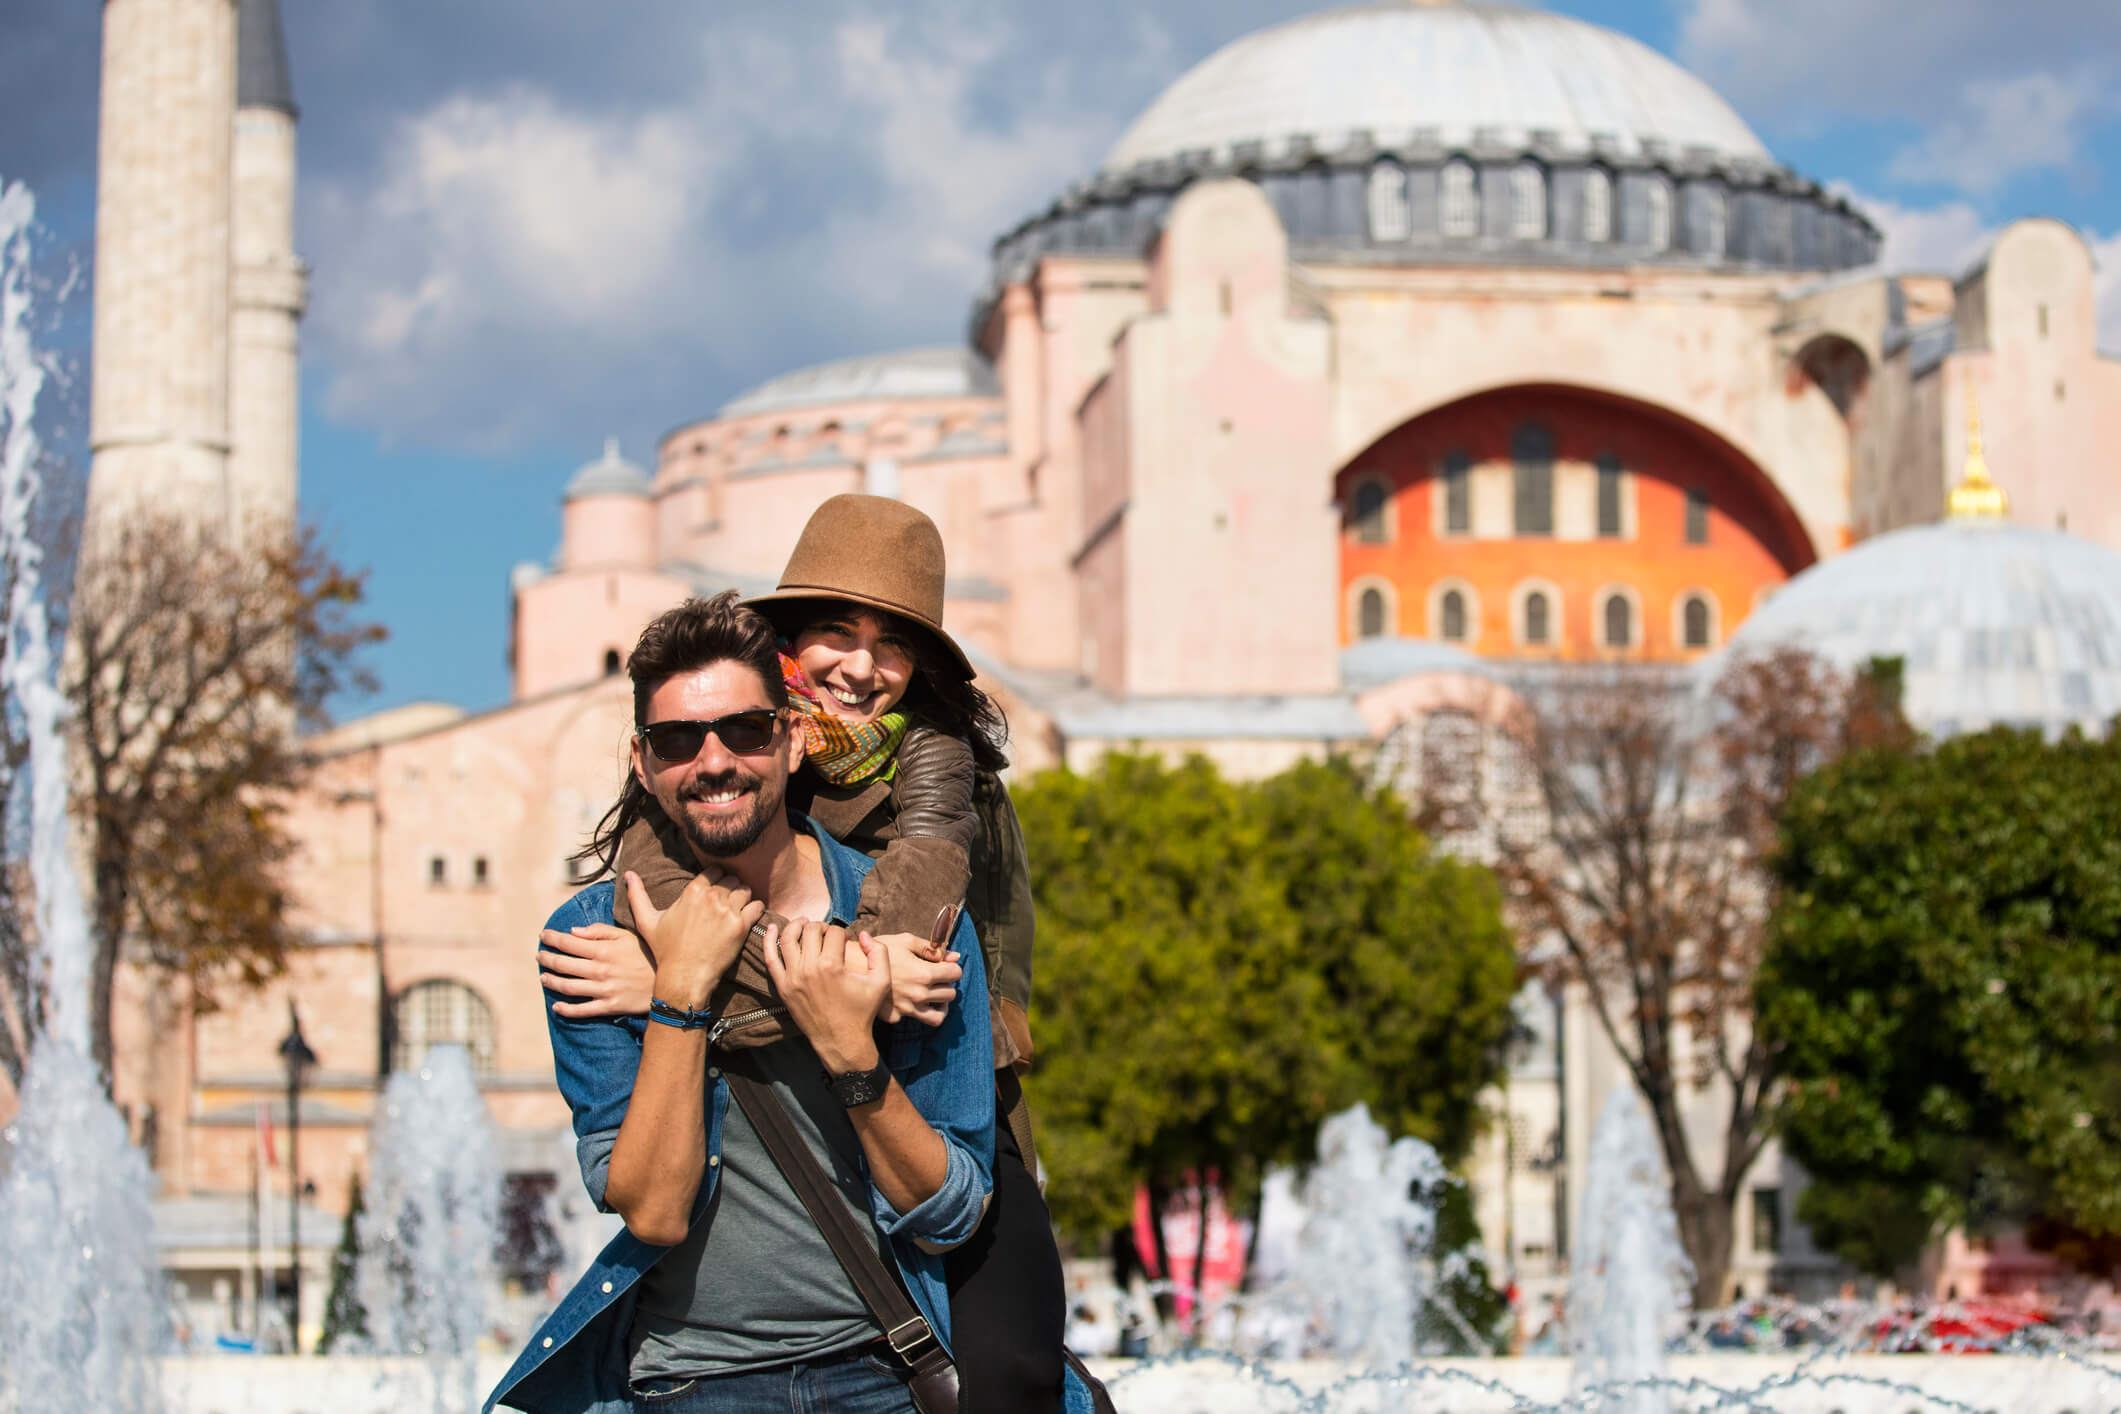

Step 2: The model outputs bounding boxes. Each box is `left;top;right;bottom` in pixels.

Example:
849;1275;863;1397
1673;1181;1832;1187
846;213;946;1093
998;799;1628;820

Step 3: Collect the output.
87;0;239;545
228;0;305;539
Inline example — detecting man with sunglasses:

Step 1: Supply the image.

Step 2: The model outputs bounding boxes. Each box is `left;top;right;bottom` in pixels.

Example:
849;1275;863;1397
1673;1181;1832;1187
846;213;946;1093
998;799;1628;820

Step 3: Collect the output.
490;592;995;1414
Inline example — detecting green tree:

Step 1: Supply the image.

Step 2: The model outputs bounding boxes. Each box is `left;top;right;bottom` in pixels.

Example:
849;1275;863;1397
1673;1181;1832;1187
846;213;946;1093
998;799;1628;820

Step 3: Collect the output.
318;1174;370;1354
1016;752;1517;1291
1759;726;2121;1278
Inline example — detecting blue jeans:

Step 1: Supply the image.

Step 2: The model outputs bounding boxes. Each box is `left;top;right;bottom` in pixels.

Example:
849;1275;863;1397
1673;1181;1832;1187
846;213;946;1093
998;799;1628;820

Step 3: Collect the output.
630;1349;914;1414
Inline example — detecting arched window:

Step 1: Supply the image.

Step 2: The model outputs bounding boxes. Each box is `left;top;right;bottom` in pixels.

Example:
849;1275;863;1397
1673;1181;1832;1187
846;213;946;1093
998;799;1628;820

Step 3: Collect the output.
1358;587;1388;639
1523;591;1550;646
393;979;498;1076
1512;423;1555;536
1696;188;1728;257
1509;162;1546;239
1603;593;1634;649
1440;160;1480;239
1351;478;1390;543
1595;454;1625;538
1440;451;1472;535
1440;589;1468;642
602;648;622;676
1644;179;1672;252
1682;594;1714;649
1582;168;1612;243
1366;161;1410;242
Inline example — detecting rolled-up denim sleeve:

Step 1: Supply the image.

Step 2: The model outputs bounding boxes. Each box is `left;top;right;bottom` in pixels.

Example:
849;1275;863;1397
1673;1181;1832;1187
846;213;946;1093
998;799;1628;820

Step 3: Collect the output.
868;908;995;1250
540;882;644;1211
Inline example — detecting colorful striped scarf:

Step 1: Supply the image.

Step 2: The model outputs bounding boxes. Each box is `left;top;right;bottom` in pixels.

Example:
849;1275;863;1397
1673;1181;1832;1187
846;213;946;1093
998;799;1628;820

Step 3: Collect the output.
780;651;909;786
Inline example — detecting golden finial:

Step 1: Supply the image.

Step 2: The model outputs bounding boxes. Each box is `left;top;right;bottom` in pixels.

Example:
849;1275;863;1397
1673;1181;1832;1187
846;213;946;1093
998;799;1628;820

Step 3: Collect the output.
1948;371;2009;521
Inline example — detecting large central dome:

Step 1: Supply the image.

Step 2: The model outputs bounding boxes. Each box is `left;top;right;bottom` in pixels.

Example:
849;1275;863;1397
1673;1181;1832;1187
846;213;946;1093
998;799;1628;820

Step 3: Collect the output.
1103;0;1770;174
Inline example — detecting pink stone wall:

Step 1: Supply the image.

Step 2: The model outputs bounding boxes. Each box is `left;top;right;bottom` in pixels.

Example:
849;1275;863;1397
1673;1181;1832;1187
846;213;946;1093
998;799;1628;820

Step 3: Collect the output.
1110;181;1339;698
512;566;694;699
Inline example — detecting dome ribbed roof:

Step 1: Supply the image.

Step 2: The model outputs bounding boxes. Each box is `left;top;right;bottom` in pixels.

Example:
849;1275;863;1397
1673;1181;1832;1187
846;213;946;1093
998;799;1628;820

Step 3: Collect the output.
1103;1;1770;174
565;438;651;501
719;348;999;420
1722;521;2121;738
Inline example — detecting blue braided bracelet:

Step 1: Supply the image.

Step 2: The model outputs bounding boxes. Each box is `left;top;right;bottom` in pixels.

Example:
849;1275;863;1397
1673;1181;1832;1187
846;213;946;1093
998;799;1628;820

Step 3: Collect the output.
648;998;714;1030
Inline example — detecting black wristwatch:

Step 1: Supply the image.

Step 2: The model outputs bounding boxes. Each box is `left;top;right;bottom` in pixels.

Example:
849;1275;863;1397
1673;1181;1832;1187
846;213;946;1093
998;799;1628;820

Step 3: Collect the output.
825;1058;891;1108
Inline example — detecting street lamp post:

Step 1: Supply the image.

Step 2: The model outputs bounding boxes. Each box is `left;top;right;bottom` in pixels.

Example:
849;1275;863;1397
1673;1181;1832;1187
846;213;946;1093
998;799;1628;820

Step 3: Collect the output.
278;1003;318;1354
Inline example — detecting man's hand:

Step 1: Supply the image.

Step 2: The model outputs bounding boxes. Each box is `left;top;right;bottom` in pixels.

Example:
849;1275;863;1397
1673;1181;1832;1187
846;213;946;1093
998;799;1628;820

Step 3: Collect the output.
625;868;762;1010
539;923;657;1018
764;919;890;1075
876;932;961;1026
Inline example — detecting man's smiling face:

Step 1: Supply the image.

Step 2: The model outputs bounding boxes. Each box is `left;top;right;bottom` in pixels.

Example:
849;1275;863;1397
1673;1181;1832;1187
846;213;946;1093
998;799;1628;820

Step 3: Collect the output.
630;660;803;861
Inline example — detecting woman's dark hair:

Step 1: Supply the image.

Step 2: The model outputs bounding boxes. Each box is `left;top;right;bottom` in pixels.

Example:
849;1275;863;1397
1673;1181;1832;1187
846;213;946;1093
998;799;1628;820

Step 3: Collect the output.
769;600;1010;774
575;591;785;872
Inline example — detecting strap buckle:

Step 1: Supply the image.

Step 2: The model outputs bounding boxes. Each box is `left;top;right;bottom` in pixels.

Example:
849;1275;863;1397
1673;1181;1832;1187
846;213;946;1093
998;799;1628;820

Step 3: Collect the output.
884;1315;943;1367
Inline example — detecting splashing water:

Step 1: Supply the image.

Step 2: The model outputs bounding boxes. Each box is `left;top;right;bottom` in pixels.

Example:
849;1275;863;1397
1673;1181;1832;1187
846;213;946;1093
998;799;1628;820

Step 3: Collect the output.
357;1045;500;1413
1282;1103;1464;1365
0;180;166;1414
1568;1088;1692;1413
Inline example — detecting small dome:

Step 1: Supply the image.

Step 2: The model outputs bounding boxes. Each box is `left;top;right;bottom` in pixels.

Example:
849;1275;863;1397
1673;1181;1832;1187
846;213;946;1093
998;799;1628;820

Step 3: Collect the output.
565;438;652;501
1103;1;1771;175
719;348;999;420
1722;520;2121;738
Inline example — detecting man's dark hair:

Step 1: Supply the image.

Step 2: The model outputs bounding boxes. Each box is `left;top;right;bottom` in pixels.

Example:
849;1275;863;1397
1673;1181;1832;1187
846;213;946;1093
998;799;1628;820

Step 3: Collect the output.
577;591;785;872
628;590;787;727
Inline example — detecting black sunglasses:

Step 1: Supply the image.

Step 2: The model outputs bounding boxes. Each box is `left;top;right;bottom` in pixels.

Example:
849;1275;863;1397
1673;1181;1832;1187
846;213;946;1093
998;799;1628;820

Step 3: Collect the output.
638;710;784;763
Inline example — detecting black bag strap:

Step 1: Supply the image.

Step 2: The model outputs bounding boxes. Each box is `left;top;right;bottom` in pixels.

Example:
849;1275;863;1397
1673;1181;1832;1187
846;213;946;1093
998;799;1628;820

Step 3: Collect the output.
724;1066;959;1414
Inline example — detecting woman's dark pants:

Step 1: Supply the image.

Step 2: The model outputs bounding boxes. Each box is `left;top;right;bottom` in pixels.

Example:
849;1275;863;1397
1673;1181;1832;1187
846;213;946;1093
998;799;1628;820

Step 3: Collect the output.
944;1074;1066;1413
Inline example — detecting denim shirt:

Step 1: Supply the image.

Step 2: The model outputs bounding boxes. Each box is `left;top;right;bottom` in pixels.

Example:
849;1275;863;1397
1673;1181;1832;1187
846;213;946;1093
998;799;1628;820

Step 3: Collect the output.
487;819;995;1414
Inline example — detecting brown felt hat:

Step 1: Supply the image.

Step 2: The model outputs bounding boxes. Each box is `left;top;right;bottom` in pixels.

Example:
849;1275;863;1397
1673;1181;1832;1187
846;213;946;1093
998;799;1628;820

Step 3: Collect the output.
744;494;974;679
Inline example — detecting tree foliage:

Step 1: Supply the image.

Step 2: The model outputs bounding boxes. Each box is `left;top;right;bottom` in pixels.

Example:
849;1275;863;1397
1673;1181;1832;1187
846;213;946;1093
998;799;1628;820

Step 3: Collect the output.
37;511;383;1083
1016;752;1517;1247
1759;726;2121;1278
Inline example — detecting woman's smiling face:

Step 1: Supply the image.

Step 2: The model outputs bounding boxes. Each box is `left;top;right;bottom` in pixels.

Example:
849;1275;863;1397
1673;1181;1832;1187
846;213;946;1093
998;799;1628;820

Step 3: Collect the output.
790;608;918;725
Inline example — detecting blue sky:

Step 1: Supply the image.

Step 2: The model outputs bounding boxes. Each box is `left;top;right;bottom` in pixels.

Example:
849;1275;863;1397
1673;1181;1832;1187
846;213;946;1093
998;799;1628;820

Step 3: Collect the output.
5;0;2119;721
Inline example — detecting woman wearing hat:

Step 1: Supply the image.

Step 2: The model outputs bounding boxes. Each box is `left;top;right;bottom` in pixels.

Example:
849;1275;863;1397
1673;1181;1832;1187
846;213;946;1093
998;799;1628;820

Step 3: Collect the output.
543;494;1065;1411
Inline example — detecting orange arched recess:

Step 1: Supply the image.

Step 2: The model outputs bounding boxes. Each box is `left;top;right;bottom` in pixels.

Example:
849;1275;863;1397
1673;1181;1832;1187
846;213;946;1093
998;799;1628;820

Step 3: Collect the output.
1336;384;1818;662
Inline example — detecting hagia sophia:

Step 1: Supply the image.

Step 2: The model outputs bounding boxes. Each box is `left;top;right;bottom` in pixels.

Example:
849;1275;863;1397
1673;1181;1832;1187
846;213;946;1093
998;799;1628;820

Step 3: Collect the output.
70;0;2121;1347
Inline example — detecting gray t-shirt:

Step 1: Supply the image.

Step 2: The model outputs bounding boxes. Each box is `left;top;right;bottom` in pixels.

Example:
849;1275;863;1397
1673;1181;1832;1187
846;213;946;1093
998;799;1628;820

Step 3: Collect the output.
627;1040;887;1381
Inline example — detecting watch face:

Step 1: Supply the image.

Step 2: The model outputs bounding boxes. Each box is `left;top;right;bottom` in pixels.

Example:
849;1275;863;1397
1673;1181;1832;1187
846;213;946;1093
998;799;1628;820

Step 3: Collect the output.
832;1062;890;1107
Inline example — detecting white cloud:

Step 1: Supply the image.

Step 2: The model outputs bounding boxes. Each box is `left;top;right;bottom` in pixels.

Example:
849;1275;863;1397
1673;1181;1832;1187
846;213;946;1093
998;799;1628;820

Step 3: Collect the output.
1848;193;1996;275
304;10;1111;453
1886;72;2100;195
1671;0;2121;136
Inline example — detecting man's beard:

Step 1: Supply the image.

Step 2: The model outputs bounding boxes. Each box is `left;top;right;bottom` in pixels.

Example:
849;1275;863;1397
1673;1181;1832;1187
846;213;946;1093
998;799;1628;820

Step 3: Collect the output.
668;765;785;859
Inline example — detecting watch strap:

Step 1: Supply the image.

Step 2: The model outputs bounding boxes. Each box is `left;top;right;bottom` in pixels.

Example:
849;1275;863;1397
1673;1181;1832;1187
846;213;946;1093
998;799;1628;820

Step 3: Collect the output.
826;1058;891;1108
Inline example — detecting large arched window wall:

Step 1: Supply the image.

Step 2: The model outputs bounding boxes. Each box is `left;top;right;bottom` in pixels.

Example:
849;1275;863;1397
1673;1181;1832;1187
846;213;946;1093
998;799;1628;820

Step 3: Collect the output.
1333;385;1811;659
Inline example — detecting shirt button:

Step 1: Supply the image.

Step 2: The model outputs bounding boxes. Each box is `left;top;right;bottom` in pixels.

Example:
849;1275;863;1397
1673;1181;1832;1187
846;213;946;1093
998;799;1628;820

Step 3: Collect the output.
601;1280;614;1294
541;1337;553;1349
708;1067;721;1079
708;1155;720;1168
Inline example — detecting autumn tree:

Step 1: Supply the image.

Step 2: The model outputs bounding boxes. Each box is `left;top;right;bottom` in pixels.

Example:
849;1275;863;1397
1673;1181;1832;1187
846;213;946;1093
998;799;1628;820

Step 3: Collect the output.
1759;725;2121;1279
46;511;382;1083
1016;751;1517;1302
1418;648;1902;1307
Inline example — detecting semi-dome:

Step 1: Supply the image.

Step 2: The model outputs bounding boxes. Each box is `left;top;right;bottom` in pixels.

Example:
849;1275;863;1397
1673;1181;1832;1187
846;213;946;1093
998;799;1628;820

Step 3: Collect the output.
719;347;999;420
564;438;652;500
1721;519;2121;738
1103;0;1770;175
